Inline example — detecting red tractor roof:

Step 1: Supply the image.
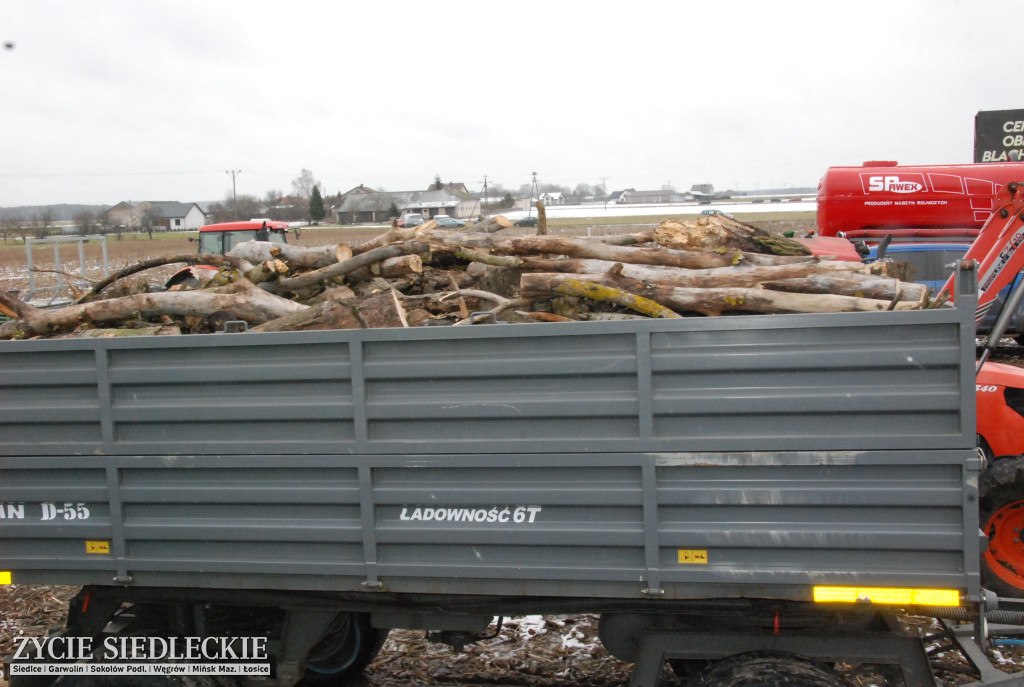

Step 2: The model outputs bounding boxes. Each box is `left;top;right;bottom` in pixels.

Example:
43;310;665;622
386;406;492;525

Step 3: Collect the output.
198;221;289;233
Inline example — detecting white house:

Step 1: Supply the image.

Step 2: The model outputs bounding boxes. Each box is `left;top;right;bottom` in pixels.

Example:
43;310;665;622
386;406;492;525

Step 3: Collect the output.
538;192;565;205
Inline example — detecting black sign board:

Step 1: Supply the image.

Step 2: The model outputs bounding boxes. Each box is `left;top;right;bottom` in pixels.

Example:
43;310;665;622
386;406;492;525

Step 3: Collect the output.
975;109;1024;163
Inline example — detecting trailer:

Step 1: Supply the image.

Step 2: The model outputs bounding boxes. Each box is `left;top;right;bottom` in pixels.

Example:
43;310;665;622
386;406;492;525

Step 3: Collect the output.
0;263;1018;687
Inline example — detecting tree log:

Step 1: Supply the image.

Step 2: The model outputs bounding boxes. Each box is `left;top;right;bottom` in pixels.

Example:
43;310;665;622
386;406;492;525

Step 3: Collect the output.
761;273;928;303
353;220;438;254
465;216;513;234
380;254;423;278
251;290;407;332
588;230;656;245
419;230;816;269
262;241;431;295
520;273;923;316
76;253;253;303
242;259;290;285
654;216;811;256
536;202;547;236
0;279;306;339
546;278;681;318
228;240;349;269
519;257;885;288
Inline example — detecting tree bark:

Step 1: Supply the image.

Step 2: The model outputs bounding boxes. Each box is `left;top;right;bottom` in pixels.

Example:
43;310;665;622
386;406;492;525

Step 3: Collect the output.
0;279;306;339
761;273;928;303
353;220;438;254
242;259;289;285
519;257;885;287
654;216;811;256
466;215;513;234
262;241;431;295
77;253;253;303
380;254;423;277
520;272;923;316
420;230;817;269
250;290;407;332
535;202;547;235
545;278;681;318
227;240;350;269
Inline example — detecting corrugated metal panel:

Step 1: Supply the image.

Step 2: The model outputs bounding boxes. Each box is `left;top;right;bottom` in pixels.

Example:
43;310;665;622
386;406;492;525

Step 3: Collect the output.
0;299;979;598
0;452;975;597
0;307;974;456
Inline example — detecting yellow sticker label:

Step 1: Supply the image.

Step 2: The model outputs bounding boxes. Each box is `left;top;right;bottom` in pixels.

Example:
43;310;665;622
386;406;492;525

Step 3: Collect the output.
0;571;11;585
86;541;110;554
677;549;709;564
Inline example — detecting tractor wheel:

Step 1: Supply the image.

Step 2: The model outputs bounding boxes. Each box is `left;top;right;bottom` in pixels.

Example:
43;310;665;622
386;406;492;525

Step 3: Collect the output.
980;456;1024;597
691;652;847;687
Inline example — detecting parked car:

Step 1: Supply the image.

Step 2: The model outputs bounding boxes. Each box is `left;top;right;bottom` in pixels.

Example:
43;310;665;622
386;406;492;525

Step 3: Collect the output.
700;209;735;219
515;216;538;227
437;217;466;228
866;242;1024;340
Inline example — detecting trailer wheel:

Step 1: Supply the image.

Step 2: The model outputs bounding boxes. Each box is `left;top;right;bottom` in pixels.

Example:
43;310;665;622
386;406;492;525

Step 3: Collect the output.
48;677;238;687
691;652;847;687
980;456;1024;597
299;612;388;686
8;675;58;687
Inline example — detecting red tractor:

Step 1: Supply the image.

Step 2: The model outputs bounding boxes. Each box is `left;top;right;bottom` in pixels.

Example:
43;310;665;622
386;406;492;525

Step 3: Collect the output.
165;220;290;289
820;164;1024;596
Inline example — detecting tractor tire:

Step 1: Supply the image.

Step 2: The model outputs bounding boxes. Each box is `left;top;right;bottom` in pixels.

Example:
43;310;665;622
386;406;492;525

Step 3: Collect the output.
980;455;1024;598
691;652;848;687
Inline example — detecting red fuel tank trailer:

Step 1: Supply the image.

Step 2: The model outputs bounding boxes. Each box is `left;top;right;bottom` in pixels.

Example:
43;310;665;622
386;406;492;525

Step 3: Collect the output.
816;161;1024;240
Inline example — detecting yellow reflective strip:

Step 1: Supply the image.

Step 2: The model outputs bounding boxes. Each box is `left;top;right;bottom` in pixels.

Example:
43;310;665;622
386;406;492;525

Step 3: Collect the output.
0;571;11;585
813;586;959;606
911;588;961;606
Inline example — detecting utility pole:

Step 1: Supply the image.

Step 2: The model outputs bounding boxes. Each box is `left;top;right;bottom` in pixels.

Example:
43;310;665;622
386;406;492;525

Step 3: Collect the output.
480;175;489;217
225;169;241;220
599;176;608;211
528;171;538;218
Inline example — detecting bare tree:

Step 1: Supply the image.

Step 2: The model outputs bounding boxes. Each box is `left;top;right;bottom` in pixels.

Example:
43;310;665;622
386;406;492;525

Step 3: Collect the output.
291;169;317;199
31;212;52;239
5;219;31;243
140;206;161;239
98;211;115;236
74;210;96;235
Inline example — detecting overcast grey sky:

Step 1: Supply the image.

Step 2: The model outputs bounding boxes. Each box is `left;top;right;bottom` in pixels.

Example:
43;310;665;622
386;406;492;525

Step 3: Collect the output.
0;0;1016;208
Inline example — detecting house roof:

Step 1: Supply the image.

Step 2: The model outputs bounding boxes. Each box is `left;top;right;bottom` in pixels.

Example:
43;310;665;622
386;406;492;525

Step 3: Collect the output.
112;201;204;219
146;202;203;219
336;189;475;213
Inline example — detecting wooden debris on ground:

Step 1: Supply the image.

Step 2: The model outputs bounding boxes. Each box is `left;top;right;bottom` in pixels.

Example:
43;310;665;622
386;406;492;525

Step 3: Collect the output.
0;214;942;340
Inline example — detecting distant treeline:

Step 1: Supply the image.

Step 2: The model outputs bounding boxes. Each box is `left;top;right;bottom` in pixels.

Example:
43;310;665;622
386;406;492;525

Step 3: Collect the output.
0;204;111;222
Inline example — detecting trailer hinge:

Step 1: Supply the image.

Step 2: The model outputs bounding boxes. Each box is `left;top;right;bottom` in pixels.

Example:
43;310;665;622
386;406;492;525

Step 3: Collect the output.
112;575;134;585
361;580;383;591
640;586;664;597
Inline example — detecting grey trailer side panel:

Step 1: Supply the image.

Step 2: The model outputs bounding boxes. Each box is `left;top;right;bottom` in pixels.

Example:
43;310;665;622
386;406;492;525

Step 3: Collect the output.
0;308;973;457
0;283;980;602
0;450;979;600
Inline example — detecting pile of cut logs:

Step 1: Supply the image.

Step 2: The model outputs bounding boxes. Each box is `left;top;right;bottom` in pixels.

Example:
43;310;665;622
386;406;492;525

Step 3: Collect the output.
0;214;938;340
